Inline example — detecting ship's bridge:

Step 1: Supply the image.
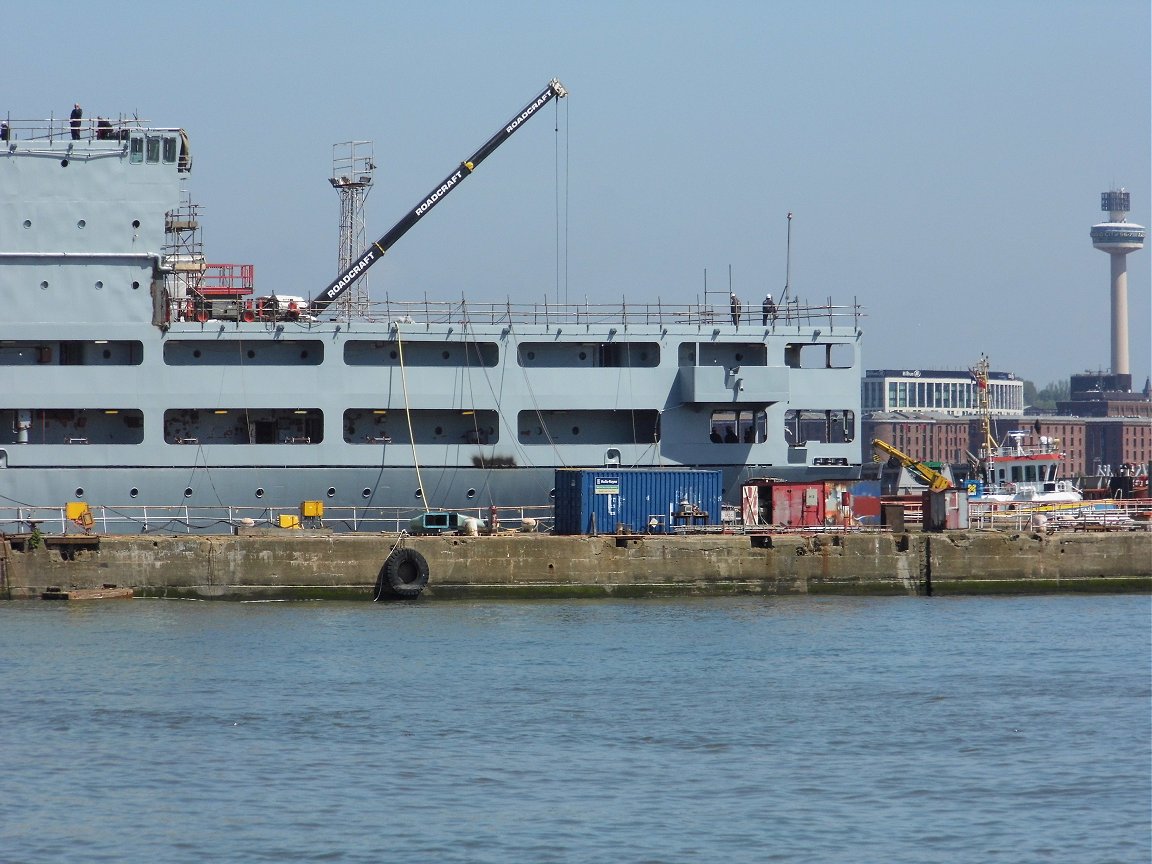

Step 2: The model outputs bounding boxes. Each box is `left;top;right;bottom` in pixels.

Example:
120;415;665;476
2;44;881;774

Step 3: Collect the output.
1;115;190;172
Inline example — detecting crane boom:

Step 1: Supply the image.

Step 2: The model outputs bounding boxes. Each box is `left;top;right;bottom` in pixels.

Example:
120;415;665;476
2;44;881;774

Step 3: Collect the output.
312;78;568;315
871;439;953;492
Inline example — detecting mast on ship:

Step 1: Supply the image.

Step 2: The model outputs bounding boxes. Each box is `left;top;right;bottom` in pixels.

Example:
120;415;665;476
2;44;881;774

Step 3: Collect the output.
970;354;996;483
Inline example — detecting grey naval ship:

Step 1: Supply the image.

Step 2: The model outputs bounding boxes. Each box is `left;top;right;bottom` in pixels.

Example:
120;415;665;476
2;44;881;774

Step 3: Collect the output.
0;82;864;533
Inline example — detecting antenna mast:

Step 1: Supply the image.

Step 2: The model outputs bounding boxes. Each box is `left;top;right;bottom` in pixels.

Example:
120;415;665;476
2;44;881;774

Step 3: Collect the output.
781;211;793;305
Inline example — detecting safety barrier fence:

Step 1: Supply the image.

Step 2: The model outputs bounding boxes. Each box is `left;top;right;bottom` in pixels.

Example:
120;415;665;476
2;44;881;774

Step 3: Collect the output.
0;503;555;537
166;296;865;331
967;499;1152;532
1;499;1146;538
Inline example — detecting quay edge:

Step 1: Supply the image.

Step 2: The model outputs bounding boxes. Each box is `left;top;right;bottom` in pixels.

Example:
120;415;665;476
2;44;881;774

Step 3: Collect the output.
1;531;1149;601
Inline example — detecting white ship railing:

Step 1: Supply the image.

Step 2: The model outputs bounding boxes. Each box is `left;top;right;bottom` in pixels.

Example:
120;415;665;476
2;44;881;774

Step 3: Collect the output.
0;115;166;144
168;296;865;330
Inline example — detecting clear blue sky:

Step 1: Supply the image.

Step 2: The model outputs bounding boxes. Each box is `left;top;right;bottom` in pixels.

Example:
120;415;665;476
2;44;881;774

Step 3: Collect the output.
8;0;1150;388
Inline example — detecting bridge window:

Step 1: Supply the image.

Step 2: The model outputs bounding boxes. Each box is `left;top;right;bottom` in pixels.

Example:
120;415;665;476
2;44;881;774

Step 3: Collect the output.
129;137;143;163
785;342;854;369
709;410;766;444
163;136;177;164
784;409;855;446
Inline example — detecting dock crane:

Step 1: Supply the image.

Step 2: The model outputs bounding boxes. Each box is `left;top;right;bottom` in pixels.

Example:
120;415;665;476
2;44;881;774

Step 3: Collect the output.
871;439;954;493
311;78;568;315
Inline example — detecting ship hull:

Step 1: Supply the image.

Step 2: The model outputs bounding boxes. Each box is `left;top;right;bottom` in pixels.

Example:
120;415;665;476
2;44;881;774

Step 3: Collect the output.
0;114;865;533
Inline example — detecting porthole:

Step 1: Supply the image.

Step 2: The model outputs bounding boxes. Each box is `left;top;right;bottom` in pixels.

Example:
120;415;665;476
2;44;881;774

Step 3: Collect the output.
362;487;372;498
735;352;744;361
527;351;536;360
255;488;265;498
390;350;398;359
466;488;477;499
74;487;85;497
131;281;140;290
327;487;336;498
572;426;580;435
300;350;309;359
192;349;202;358
77;219;86;229
132;219;141;229
40;281;49;290
102;349;111;359
578;351;587;361
130;488;139;498
184;487;193;498
60;159;69;168
434;426;443;435
549;488;556;499
442;350;450;360
95;281;103;290
246;349;255;359
415;488;423;499
23;219;31;229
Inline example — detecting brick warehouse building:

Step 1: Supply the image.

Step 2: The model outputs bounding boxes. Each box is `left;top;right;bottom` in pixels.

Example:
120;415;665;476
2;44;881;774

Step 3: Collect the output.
866;414;1147;481
862;369;1151;478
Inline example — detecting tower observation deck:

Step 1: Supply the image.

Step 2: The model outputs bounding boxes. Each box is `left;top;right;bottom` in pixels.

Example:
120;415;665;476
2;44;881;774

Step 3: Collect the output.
1090;189;1146;380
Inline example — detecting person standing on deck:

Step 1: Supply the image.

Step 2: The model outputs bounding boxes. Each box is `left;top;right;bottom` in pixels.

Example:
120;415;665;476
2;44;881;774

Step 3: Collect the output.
762;293;777;326
730;292;741;325
70;103;82;140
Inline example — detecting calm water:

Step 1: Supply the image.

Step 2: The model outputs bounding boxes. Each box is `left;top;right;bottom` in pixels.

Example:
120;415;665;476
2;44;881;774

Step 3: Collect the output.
1;595;1148;864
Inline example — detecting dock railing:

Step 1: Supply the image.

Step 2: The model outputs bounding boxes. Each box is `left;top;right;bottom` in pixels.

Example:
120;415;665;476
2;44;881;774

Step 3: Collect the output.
3;499;1145;538
0;503;555;537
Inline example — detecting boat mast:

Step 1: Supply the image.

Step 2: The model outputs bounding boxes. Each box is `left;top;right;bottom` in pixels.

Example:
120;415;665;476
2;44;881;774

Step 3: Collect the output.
971;354;997;480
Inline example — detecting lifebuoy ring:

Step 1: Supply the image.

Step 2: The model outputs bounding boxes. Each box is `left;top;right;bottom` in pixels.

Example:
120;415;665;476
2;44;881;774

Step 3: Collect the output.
374;547;429;600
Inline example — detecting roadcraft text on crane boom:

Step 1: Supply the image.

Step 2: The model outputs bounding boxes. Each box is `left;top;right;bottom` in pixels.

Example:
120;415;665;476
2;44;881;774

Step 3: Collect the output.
312;78;568;315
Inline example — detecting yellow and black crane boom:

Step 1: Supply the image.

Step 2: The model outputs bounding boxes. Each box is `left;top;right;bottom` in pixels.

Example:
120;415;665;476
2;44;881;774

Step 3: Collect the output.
311;78;568;315
871;439;953;492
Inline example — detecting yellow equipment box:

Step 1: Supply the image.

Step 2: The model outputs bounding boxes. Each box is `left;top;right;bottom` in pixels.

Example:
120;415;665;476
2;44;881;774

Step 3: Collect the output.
66;501;90;521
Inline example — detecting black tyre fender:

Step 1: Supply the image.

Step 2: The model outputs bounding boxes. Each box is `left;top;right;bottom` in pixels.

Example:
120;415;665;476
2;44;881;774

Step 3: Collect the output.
375;548;430;600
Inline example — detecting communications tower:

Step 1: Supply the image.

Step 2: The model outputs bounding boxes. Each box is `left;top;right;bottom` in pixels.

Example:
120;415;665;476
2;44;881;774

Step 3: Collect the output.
329;141;375;317
1090;188;1146;377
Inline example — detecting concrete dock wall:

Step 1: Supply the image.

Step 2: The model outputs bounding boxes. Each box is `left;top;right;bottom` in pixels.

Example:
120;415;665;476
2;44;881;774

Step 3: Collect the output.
2;530;1149;600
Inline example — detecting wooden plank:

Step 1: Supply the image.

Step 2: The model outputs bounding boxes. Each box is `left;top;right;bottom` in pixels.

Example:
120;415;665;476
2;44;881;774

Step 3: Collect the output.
41;586;133;601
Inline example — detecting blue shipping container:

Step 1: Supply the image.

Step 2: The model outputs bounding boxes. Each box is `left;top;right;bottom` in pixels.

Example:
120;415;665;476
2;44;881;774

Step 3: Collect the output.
553;468;723;535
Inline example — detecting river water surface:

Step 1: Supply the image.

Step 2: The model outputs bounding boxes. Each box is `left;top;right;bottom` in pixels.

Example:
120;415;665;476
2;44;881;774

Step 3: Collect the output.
2;594;1148;863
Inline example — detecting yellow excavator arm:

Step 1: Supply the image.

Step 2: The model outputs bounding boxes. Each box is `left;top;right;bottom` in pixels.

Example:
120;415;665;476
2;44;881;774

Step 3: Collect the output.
871;439;953;492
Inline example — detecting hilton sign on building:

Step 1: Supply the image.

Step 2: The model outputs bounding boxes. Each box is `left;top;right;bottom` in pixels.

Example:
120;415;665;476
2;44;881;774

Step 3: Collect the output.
861;369;1024;417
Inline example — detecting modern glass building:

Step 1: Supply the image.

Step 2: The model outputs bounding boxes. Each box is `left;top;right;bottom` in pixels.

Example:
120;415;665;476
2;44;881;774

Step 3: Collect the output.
861;369;1024;417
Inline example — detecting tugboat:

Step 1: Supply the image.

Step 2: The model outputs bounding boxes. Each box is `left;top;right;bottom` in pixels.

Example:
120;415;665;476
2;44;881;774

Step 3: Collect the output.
968;356;1081;506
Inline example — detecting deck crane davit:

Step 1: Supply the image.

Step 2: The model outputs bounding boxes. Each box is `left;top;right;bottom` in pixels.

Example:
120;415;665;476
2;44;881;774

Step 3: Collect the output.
871;439;954;493
311;78;568;315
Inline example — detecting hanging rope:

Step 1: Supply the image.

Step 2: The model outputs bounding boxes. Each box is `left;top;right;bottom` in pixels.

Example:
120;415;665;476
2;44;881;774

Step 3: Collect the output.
395;327;430;513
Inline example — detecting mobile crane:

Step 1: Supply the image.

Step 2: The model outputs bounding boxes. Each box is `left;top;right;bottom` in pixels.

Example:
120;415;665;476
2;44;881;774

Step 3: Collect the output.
871;439;954;493
311;78;568;315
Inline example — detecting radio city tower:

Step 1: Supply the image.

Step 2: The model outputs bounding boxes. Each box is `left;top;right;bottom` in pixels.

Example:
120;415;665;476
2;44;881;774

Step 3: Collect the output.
1090;189;1146;377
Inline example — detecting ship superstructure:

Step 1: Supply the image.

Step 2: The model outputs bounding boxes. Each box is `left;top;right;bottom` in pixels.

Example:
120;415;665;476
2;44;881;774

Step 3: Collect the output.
0;87;865;532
